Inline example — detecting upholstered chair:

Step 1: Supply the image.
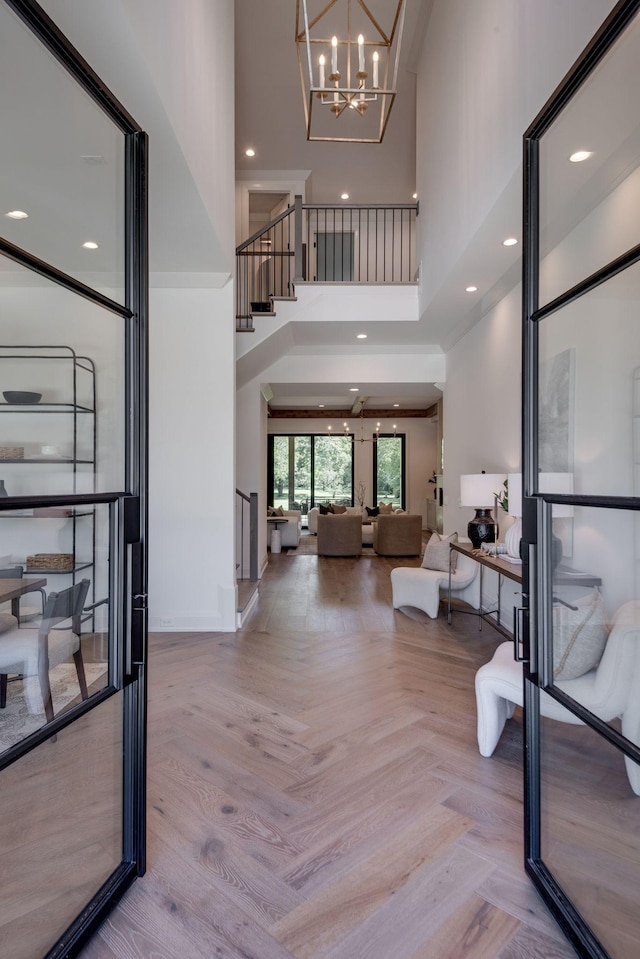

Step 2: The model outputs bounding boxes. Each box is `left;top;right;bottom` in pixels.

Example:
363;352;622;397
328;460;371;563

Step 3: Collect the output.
474;600;640;795
373;513;422;556
391;549;480;619
316;514;362;556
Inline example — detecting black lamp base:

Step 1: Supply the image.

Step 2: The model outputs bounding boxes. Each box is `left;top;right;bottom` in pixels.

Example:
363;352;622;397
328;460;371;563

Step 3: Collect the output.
468;508;497;549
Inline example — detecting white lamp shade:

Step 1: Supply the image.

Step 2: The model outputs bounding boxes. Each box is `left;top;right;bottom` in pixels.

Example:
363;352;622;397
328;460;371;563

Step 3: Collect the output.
460;473;506;508
507;473;523;518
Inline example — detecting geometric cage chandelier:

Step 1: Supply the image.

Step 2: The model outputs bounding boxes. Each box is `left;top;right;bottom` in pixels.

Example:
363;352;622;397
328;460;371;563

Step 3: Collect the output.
295;0;406;143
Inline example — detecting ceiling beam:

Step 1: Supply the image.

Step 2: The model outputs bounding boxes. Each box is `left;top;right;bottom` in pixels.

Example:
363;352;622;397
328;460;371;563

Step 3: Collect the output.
268;407;434;418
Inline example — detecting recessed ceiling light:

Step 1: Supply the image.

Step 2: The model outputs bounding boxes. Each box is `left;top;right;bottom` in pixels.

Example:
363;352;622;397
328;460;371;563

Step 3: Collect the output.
341;192;349;200
357;333;367;339
5;210;29;219
412;192;418;199
465;285;478;292
349;387;359;392
245;148;256;157
393;403;399;408
82;241;99;250
569;150;592;163
503;237;518;247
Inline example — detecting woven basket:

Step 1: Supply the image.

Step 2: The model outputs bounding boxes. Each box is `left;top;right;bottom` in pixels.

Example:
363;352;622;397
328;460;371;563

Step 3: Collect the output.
0;446;24;460
26;553;74;571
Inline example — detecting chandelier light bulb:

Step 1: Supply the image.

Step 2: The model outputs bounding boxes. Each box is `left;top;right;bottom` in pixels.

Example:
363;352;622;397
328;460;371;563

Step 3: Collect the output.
372;50;379;88
318;54;325;88
331;35;338;74
358;34;365;73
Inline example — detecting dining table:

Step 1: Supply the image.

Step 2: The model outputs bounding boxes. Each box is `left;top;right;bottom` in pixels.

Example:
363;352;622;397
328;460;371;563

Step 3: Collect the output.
0;576;48;620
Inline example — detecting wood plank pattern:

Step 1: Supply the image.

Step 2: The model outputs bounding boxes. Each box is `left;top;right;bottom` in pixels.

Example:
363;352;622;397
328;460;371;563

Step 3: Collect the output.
79;552;590;959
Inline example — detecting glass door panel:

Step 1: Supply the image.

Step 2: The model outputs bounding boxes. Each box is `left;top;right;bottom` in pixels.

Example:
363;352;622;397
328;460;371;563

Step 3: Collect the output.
540;718;640;959
293;435;311;513
0;500;116;754
548;504;640;738
0;691;123;959
538;7;640;308
0;3;125;301
0;2;146;956
374;434;405;509
524;5;640;956
313;435;353;505
538;261;640;499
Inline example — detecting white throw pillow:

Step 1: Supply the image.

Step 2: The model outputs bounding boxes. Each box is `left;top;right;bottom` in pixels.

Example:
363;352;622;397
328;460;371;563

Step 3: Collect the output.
553;588;609;680
421;531;458;572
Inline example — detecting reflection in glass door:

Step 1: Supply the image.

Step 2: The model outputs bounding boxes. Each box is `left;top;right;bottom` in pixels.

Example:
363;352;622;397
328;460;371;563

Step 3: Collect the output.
0;3;147;957
522;3;640;956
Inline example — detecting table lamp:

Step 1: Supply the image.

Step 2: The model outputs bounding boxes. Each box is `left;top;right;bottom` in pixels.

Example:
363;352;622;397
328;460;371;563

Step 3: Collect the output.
460;472;506;548
505;472;523;559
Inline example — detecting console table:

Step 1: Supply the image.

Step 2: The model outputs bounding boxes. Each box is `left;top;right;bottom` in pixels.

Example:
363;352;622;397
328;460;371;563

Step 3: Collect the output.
447;542;602;636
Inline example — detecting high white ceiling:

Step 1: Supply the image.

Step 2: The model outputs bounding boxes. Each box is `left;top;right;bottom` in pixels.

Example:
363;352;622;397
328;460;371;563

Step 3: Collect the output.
234;0;431;203
234;0;435;410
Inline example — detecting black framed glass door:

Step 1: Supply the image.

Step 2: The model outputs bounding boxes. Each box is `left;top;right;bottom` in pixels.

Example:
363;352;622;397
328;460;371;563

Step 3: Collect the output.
0;2;147;957
522;3;640;956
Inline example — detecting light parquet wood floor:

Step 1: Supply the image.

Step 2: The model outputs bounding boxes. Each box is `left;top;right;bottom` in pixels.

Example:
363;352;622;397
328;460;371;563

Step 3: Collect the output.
80;552;579;959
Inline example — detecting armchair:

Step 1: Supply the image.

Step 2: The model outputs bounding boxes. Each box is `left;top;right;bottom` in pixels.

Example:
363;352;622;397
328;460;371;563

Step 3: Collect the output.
475;600;640;795
316;514;362;556
390;549;480;619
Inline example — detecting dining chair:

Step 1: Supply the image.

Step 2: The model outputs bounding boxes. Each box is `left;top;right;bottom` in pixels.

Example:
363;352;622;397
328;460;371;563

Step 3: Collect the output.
0;565;46;624
0;579;90;720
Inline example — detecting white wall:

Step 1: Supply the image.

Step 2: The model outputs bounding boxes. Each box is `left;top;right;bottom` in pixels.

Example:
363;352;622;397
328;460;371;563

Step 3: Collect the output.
148;285;236;630
38;1;239;631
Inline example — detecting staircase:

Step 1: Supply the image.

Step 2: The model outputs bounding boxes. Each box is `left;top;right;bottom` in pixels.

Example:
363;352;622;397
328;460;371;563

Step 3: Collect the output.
236;195;418;331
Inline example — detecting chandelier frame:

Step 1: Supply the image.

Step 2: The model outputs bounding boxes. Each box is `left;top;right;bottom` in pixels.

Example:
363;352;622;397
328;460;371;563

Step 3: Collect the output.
295;0;406;143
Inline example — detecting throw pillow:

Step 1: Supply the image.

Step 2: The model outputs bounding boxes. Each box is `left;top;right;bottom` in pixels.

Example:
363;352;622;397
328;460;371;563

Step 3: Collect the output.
421;531;458;572
378;503;393;515
274;505;284;516
331;504;347;514
267;507;275;517
553;589;609;680
366;506;379;518
319;503;331;515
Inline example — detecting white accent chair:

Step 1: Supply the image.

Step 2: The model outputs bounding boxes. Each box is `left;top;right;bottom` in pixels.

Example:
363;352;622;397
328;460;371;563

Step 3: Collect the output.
475;600;640;796
390;549;481;620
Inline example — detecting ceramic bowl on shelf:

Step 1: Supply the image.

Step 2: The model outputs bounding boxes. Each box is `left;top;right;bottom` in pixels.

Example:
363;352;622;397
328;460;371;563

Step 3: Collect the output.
3;390;42;404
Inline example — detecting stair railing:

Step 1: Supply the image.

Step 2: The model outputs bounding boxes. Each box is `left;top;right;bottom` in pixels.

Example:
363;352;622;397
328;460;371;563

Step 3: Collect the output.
236;206;295;330
236;196;418;330
235;488;258;582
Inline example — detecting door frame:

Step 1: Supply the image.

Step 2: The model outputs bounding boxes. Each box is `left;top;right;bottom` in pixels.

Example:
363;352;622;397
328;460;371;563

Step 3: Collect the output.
0;2;148;956
521;1;640;955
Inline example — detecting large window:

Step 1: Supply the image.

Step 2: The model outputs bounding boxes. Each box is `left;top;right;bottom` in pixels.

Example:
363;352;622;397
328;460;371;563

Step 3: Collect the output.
268;434;354;511
373;434;405;510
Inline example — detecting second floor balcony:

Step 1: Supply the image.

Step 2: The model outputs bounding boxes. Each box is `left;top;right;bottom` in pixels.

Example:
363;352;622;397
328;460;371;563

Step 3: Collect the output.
236;196;418;331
